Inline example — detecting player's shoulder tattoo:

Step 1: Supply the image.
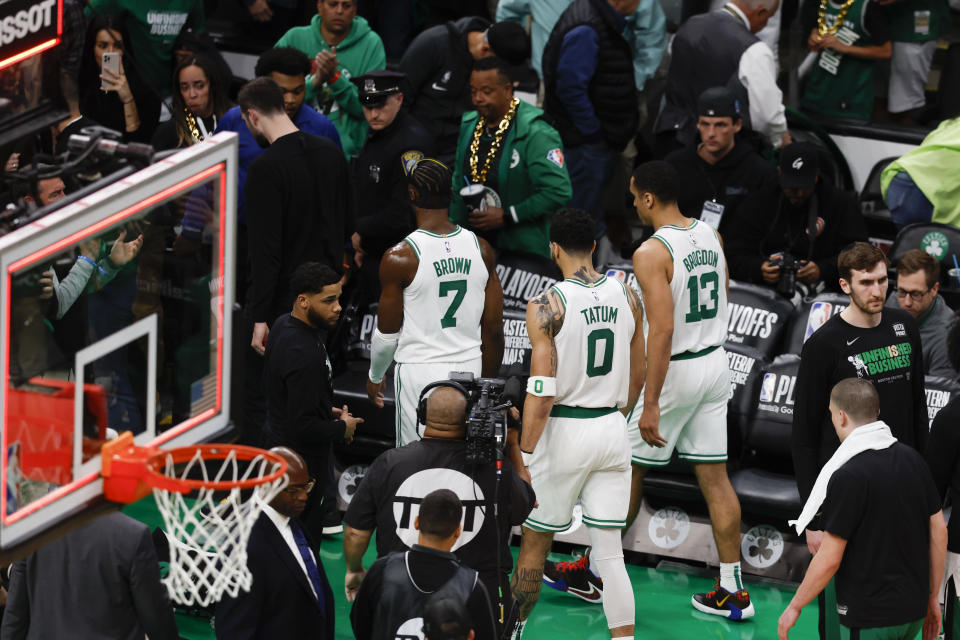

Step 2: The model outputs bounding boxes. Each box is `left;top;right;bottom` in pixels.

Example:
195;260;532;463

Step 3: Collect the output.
529;287;564;337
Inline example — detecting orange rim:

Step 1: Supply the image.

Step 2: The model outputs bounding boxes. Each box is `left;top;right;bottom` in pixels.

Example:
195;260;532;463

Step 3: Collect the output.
142;444;288;493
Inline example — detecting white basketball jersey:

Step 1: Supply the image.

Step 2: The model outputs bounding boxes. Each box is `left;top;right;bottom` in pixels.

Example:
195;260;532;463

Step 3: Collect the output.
394;226;488;363
552;276;635;408
650;219;729;355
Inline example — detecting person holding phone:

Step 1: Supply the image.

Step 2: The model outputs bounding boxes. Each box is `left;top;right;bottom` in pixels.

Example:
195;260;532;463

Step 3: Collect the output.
78;14;161;143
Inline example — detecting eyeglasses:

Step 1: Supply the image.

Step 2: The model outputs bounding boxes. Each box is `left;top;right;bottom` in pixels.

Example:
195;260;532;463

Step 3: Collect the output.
282;479;316;495
895;287;932;301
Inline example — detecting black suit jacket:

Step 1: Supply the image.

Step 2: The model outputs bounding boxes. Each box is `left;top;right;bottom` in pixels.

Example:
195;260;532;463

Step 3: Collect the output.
1;512;179;640
215;512;335;640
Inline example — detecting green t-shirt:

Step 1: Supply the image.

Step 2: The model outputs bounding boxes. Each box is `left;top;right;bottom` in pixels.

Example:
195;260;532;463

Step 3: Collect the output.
884;0;951;43
802;0;887;120
85;0;206;98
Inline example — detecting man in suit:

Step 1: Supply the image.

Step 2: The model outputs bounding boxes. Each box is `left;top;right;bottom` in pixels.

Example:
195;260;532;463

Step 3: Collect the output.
215;446;335;639
1;511;179;639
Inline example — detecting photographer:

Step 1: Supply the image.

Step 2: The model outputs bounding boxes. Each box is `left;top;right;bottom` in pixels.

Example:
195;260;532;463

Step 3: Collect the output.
343;383;535;634
726;143;866;296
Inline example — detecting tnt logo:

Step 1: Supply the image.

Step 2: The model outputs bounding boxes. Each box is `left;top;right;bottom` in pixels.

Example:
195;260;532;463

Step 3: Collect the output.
804;302;833;341
759;373;777;402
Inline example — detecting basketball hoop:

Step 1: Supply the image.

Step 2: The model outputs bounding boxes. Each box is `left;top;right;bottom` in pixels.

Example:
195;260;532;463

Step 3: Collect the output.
101;433;288;606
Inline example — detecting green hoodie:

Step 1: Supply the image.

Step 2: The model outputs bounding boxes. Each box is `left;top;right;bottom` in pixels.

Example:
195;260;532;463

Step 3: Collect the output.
450;101;572;259
276;15;386;158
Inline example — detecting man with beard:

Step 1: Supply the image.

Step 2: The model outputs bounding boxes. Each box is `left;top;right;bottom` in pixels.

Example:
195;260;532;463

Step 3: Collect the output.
792;241;927;638
261;262;363;540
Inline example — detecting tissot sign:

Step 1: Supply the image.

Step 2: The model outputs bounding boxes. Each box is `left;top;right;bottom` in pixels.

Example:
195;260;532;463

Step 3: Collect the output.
0;0;62;71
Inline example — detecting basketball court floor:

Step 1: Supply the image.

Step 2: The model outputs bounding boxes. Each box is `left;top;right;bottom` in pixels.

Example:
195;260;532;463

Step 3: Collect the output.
123;499;822;640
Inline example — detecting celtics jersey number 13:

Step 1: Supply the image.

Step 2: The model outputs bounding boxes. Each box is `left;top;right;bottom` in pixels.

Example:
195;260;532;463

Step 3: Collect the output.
651;219;728;356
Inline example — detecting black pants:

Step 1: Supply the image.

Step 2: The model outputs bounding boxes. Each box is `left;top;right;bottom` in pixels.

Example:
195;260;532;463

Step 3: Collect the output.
479;570;512;640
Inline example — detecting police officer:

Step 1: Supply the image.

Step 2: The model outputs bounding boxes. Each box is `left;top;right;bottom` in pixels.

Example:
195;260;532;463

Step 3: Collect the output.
350;70;434;298
343;385;535;635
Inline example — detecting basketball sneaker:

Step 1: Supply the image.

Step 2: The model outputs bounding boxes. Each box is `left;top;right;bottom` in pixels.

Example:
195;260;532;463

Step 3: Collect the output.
691;581;755;620
541;550;603;603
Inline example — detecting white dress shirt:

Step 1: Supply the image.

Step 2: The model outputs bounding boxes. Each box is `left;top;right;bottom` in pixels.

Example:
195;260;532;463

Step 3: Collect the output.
724;2;789;148
262;504;318;599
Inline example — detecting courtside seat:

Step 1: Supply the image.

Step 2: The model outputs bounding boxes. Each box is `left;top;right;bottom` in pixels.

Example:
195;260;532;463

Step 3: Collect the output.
726;281;795;359
889;223;960;309
729;355;803;521
783;292;850;355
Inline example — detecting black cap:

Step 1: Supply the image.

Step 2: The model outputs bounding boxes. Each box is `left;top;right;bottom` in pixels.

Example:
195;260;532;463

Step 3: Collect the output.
779;143;820;189
697;86;741;119
422;595;471;640
352;70;405;107
486;22;530;66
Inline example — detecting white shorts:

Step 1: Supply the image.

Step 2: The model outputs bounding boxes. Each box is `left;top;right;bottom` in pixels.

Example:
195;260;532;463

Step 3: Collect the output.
393;358;482;447
889;41;937;113
627;346;729;466
524;408;631;532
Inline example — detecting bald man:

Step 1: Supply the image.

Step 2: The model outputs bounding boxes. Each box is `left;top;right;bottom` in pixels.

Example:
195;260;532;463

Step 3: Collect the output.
215;447;336;640
344;384;535;636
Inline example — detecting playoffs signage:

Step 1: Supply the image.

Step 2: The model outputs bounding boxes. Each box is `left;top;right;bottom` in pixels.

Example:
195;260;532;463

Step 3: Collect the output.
1;0;62;71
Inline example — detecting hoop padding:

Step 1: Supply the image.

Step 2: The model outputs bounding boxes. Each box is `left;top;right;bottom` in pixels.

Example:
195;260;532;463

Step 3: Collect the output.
145;445;288;607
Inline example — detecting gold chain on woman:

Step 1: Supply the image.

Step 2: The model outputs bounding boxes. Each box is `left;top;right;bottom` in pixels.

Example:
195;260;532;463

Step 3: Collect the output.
468;97;519;184
816;0;856;37
184;108;203;143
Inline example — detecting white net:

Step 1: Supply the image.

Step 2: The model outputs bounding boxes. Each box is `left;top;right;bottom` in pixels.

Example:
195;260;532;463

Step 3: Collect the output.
150;447;288;607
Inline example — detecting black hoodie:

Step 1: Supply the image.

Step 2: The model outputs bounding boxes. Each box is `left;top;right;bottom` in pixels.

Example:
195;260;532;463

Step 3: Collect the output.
399;16;490;158
664;137;777;236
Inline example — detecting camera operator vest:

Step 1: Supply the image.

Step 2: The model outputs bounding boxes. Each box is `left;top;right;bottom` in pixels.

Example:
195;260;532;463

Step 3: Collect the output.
374;551;477;640
657;7;757;145
541;0;638;151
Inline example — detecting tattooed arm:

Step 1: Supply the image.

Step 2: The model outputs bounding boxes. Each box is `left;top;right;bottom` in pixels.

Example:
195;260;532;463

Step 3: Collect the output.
623;284;647;417
520;288;564;453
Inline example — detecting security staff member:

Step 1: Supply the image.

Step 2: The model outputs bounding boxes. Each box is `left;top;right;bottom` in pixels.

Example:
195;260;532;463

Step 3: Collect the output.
350;489;498;640
343;385;535;634
351;70;434;276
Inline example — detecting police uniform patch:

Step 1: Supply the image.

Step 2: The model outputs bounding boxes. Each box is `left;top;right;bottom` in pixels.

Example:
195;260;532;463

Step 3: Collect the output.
547;148;564;168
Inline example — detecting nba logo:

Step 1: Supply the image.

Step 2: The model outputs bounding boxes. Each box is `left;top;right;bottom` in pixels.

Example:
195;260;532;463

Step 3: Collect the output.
444;241;452;254
804;302;833;341
591;290;600;302
606;269;626;282
759;374;777;402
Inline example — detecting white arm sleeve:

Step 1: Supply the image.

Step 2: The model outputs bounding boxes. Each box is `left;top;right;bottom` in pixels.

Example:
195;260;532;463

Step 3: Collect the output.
739;42;788;148
53;258;95;319
368;329;400;384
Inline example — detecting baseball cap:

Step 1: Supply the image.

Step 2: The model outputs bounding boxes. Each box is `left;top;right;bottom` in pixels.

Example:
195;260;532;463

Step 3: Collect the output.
352;70;405;107
697;87;741;119
423;595;471;640
486;22;530;66
779;143;820;189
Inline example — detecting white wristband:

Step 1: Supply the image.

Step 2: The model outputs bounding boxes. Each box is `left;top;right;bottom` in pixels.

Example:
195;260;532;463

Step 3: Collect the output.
521;450;533;466
368;328;400;384
526;376;557;397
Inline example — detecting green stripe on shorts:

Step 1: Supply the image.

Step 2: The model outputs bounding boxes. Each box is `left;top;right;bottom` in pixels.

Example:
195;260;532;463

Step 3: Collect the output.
678;453;728;462
631;455;671;467
394;363;402;448
523;516;572;533
582;515;626;529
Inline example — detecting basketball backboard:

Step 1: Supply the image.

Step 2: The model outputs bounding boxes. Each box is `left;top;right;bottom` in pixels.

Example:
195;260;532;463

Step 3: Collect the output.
0;133;238;554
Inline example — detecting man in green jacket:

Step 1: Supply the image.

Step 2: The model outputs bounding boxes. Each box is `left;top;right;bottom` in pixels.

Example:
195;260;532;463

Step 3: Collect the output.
450;57;572;260
276;0;386;159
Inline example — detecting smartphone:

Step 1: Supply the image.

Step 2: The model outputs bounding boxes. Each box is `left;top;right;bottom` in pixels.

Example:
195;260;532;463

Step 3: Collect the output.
101;52;121;90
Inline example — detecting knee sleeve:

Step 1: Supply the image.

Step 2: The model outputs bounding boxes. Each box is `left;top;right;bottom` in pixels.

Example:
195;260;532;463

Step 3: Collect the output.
587;526;635;629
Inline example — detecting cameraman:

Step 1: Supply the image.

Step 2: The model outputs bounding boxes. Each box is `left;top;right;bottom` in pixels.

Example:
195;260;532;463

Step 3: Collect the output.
726;143;866;295
343;384;535;634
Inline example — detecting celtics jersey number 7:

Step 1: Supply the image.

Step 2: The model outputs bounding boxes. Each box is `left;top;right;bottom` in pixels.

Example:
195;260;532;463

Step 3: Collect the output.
651;219;728;355
394;226;489;364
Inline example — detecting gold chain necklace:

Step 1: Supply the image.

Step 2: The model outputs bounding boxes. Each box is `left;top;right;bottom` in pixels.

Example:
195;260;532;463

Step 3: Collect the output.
468;97;519;184
185;107;203;143
816;0;856;37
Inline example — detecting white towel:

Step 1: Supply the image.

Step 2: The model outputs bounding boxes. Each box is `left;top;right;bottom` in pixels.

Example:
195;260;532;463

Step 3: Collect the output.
790;420;897;534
